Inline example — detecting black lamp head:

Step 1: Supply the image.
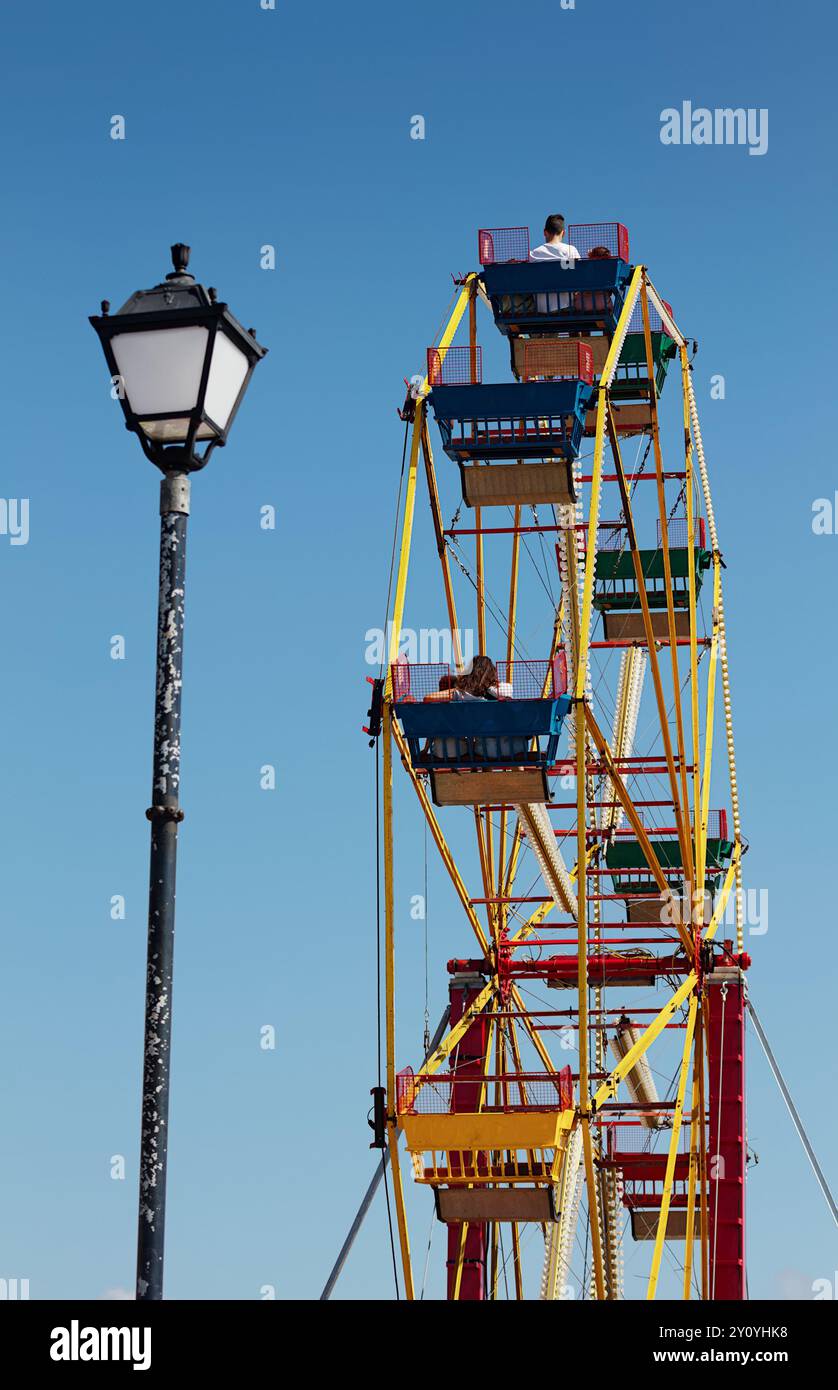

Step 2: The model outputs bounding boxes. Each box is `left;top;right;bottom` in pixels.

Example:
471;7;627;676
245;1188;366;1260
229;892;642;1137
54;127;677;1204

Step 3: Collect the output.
90;244;268;474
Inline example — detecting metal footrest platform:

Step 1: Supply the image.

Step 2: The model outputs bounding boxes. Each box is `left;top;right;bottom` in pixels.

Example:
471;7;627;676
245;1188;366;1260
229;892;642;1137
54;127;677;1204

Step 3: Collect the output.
435;1186;559;1224
602;610;690;642
431;766;550;806
630;1208;700;1241
459;459;576;508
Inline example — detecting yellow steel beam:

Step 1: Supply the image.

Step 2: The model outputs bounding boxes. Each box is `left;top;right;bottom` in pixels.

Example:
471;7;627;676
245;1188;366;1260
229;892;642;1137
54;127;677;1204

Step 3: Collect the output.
484;805;496;937
703;848;740;946
469;280;478;383
575;390;607;701
412;981;495;1083
601;264;644;387
683;1013;702;1300
498;505;522;920
511;1222;524;1301
419;275;478;394
478;1011;496;1114
420;418;464;672
682;346;703;931
584;704;693;958
502;579;564;915
473;807;496;941
490;1223;499;1300
505;1013;540;1201
390;717;489;955
605;409;692;893
452;1221;468;1301
594;844;739;1107
382;702;414;1297
701;560;722;876
384;405;424;689
592;972;697;1111
640;275;694;892
647;992;698;1299
574;263;643;700
590;845;741;1113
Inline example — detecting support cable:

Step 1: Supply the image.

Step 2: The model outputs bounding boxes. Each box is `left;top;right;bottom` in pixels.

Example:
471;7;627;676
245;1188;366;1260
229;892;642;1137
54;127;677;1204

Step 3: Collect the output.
748;998;838;1227
423;819;430;1055
319;1007;451;1299
419;1204;436;1300
382;1156;400;1300
378;421;410;681
373;742;399;1297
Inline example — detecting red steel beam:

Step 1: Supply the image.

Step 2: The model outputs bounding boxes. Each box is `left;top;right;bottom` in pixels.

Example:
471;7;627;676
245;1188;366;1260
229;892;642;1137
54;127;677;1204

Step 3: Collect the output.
445;978;489;1301
707;960;748;1300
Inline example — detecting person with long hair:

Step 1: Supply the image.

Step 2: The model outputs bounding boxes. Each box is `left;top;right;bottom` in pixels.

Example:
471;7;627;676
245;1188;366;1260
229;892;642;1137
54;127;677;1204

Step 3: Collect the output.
453;654;499;699
424;656;528;762
424;655;499;703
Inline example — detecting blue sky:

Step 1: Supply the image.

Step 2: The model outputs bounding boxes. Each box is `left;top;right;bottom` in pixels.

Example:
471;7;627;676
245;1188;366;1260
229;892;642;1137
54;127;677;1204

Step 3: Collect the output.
1;0;836;1301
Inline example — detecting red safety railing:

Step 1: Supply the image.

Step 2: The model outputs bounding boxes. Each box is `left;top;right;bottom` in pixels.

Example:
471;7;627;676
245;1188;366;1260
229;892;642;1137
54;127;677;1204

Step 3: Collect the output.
397;1066;573;1115
496;656;568;699
391;662;452;702
521;339;594;385
627;297;674;334
391;654;568;702
396;1067;417;1114
615;807;729;840
427;344;482;387
478;227;531;265
658;517;707;550
568;222;630;261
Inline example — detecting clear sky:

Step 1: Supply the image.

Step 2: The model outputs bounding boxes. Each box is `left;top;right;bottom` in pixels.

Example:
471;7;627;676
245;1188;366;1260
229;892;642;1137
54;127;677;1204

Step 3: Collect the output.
1;0;836;1301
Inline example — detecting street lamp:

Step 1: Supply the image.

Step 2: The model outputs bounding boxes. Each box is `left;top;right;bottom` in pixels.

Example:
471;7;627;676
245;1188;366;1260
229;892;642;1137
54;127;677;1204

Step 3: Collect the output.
90;245;267;1300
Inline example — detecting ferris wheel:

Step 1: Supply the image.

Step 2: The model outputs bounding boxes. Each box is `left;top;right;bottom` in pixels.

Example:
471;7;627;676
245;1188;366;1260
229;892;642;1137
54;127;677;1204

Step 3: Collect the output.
365;220;749;1301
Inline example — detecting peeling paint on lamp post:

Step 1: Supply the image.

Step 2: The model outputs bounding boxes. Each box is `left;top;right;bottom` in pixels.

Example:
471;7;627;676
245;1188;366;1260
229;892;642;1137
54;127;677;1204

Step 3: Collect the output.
137;471;189;1300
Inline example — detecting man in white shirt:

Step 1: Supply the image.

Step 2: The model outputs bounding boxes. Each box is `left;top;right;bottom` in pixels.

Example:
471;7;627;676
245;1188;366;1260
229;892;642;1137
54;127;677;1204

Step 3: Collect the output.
529;214;580;312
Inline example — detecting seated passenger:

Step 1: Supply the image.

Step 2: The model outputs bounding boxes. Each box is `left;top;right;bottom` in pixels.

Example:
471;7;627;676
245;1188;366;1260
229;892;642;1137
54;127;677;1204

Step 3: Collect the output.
529;215;581;315
423;655;500;704
529;214;581;265
424;657;529;763
582;245;613;313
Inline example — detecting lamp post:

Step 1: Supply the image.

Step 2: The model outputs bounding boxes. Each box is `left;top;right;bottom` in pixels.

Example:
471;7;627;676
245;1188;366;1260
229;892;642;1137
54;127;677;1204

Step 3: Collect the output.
90;246;267;1300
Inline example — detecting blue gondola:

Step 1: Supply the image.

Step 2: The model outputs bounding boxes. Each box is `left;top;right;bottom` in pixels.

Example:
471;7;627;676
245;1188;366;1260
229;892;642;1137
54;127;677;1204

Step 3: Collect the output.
481;257;632;337
429;379;593;463
395;696;571;770
391;657;572;806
